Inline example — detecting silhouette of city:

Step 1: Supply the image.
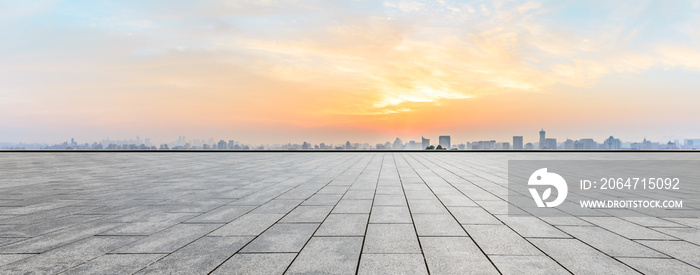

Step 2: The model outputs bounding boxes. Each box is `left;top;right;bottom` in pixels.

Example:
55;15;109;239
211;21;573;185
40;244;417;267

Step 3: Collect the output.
2;129;698;150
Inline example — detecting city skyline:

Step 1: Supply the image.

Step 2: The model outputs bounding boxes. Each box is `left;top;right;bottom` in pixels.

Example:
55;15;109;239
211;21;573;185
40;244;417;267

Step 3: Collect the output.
2;1;700;144
4;128;698;150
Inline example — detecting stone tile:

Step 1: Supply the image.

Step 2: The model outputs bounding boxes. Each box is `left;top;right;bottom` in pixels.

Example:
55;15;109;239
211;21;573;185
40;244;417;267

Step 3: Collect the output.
413;213;466;236
496;215;570;238
463;225;542;255
115;223;219;254
652;227;700;244
408;199;449;214
332;199;372;214
490;255;569;275
449;206;502;225
636;240;700;267
369;206;412;224
363;224;420;254
63;254;165;275
287;237;363;274
582;217;676;240
212;253;296;274
343;190;375;200
185;205;255;223
0;236;140;274
241;223;318;253
529;238;639;274
358;254;427;275
135;236;252;274
617;257;699;274
373;194;407;206
208;213;283;236
302;194;343;206
0;254;33;266
251;199;302;214
280;205;333;223
315;214;368;236
420;237;498;274
558;225;667;257
438;194;478;207
0;221;122;253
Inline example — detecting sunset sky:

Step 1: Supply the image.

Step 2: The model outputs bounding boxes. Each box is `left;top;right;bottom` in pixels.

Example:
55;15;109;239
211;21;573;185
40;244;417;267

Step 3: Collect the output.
2;0;700;145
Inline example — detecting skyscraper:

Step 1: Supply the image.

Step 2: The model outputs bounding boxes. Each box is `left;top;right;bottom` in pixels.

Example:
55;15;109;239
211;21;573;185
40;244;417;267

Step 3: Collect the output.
545;138;557;150
392;137;403;149
539;129;546;149
513;136;523;150
422;137;430;149
439;136;451;149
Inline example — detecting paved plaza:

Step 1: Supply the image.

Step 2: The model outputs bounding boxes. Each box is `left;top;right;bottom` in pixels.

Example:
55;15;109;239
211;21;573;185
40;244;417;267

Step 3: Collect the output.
0;152;698;274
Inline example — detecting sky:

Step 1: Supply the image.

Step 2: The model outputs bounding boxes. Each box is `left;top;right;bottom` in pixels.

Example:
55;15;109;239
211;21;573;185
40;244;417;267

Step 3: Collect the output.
2;0;700;145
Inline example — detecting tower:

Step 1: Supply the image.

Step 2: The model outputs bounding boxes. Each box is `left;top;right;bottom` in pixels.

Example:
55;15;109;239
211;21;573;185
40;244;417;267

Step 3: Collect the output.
539;129;546;149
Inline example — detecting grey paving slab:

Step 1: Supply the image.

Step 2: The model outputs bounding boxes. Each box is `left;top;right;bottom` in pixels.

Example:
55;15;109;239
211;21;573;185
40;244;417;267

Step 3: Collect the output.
408;199;449;214
287;237;363;274
185;205;255;223
582;217;677;240
489;255;570;274
241;223;319;253
463;224;542;255
62;254;165;275
420;236;498;274
208;213;284;236
636;240;700;267
280;205;334;223
358;254;428;275
135;236;252;274
558;225;667;257
369;206;412;224
315;213;368;236
413;213;467;236
332;199;372;214
449;206;502;225
529;238;639;274
115;223;220;254
0;152;697;274
212;253;297;274
363;223;421;254
617;257;699;274
0;236;141;274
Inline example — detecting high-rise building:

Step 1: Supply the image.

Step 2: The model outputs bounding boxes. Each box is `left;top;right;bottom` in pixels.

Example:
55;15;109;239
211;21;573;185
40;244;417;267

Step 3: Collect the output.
545;138;557;150
604;136;621;150
228;140;234;149
345;141;352;150
439;136;451;149
539;129;546;149
392;137;403;149
217;140;227;150
513;136;523;149
564;139;574;149
422;137;430;149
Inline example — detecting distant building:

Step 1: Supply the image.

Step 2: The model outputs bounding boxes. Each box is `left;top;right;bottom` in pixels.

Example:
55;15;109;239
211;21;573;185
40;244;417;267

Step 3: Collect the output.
422;137;430;149
545;138;557;150
525;142;534;150
579;138;597;150
439;136;451;149
513;136;523;150
563;139;574;149
302;142;312;150
228;140;234;149
392;138;403;149
345;141;352;150
604;136;621;150
539;129;546;149
384;142;392;149
408;141;417;149
217;140;227;150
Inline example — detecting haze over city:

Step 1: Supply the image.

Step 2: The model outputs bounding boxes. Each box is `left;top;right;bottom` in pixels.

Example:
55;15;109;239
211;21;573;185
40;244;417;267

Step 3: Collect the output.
2;1;700;144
